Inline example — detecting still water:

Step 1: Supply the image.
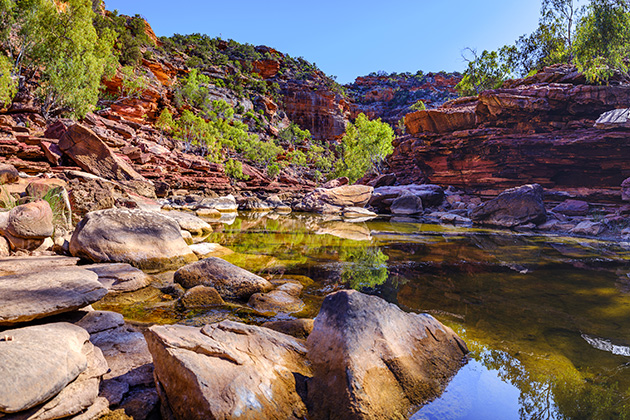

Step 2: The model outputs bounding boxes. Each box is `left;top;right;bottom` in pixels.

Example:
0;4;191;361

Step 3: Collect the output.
96;213;630;419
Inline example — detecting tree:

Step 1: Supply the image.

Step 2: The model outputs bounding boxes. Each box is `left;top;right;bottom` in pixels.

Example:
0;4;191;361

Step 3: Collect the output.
333;113;394;183
1;0;115;117
455;46;517;96
0;54;16;106
574;0;630;82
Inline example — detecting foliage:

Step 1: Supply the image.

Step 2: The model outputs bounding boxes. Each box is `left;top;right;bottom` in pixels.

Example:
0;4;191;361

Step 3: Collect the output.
277;122;311;147
0;54;16;106
119;65;149;98
332;113;395;183
455;46;518;96
409;99;426;111
1;0;116;117
574;0;630;83
224;158;249;180
93;11;152;67
340;245;389;290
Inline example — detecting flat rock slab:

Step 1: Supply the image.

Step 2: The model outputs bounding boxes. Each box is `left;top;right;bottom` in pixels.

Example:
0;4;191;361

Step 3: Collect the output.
0;256;79;276
188;243;234;259
84;263;152;293
0;323;92;413
0;267;107;327
174;257;272;300
146;321;311;420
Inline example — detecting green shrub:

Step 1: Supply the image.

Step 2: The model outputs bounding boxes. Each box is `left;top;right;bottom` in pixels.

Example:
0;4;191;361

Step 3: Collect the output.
224;158;249;180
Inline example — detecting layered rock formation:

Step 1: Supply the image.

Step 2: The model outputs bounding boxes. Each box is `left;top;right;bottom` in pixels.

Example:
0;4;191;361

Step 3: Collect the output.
389;65;630;201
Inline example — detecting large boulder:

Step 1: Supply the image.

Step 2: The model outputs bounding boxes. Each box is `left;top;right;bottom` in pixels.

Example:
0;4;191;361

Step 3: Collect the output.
307;290;468;420
162;211;212;236
297;185;374;213
552;199;589;216
0;323;107;417
69;208;198;271
470;184;547;228
0;267;107;326
6;199;53;239
145;321;311;420
59;124;144;182
390;194;424;215
0;163;19;184
370;184;444;213
174;257;272;300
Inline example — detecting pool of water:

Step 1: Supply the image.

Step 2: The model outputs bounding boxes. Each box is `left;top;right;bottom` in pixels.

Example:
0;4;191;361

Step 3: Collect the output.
96;213;630;419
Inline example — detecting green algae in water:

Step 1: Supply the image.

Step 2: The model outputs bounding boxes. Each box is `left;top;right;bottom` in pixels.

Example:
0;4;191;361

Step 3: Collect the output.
100;213;630;419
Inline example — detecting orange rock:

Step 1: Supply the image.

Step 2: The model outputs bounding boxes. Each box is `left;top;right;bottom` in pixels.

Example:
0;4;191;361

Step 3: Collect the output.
252;60;280;79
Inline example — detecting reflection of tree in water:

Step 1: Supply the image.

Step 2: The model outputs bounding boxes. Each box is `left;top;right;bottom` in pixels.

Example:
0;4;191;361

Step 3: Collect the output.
340;245;389;290
475;347;630;420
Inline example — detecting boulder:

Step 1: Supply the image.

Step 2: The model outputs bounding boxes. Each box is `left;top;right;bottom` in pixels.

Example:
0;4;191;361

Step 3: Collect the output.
58;124;144;182
0;163;19;184
69;208;198;271
162;211;212;236
6;200;53;239
0;323;106;416
298;185;373;213
174;257;272;300
84;263;152;293
0;255;79;276
570;221;606;236
307;290;468;420
178;285;225;309
197;195;238;212
390;194;424;215
248;283;305;315
0;267;107;326
370;184;444;213
262;319;314;339
145;321;311;420
68;177;116;221
552;199;590;216
623;177;630;202
470;184;547;228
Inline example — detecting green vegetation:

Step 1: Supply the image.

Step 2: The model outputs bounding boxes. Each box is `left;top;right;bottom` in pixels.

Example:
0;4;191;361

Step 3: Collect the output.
333;113;395;183
409;99;426;111
0;54;15;106
457;0;630;92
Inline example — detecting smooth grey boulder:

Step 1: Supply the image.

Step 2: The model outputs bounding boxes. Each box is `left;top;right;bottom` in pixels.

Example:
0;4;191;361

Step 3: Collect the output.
174;257;272;300
307;290;468;420
470;184;547;228
162;211;213;236
390;193;424;215
0;323;96;414
145;321;311;420
69;208;197;271
0;267;107;326
552;199;589;216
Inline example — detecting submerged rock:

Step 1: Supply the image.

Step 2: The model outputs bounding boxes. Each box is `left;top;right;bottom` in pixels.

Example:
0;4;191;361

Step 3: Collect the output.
69;208;197;271
146;321;311;420
84;263;152;293
174;257;272;300
248;282;305;315
470;184;546;228
306;290;468;420
178;285;225;309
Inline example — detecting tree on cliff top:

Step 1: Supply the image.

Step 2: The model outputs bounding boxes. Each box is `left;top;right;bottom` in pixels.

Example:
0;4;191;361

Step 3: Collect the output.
0;0;115;117
333;113;394;183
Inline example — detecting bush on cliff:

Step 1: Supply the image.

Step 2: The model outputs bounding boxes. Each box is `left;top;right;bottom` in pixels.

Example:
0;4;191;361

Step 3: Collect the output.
0;54;15;107
332;113;394;183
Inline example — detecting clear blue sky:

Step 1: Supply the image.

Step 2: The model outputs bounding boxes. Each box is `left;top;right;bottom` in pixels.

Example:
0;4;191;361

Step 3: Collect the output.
104;0;542;84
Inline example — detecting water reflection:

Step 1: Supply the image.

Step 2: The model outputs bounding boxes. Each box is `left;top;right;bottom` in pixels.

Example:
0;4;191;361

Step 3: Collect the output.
97;213;630;419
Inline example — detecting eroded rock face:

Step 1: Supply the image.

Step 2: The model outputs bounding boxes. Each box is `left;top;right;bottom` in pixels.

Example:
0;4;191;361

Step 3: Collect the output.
405;106;477;134
146;321;312;420
623;178;630;201
0;267;107;326
174;257;272;300
306;290;468;420
0;323;105;416
470;184;547;228
59;124;144;182
69;208;197;271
